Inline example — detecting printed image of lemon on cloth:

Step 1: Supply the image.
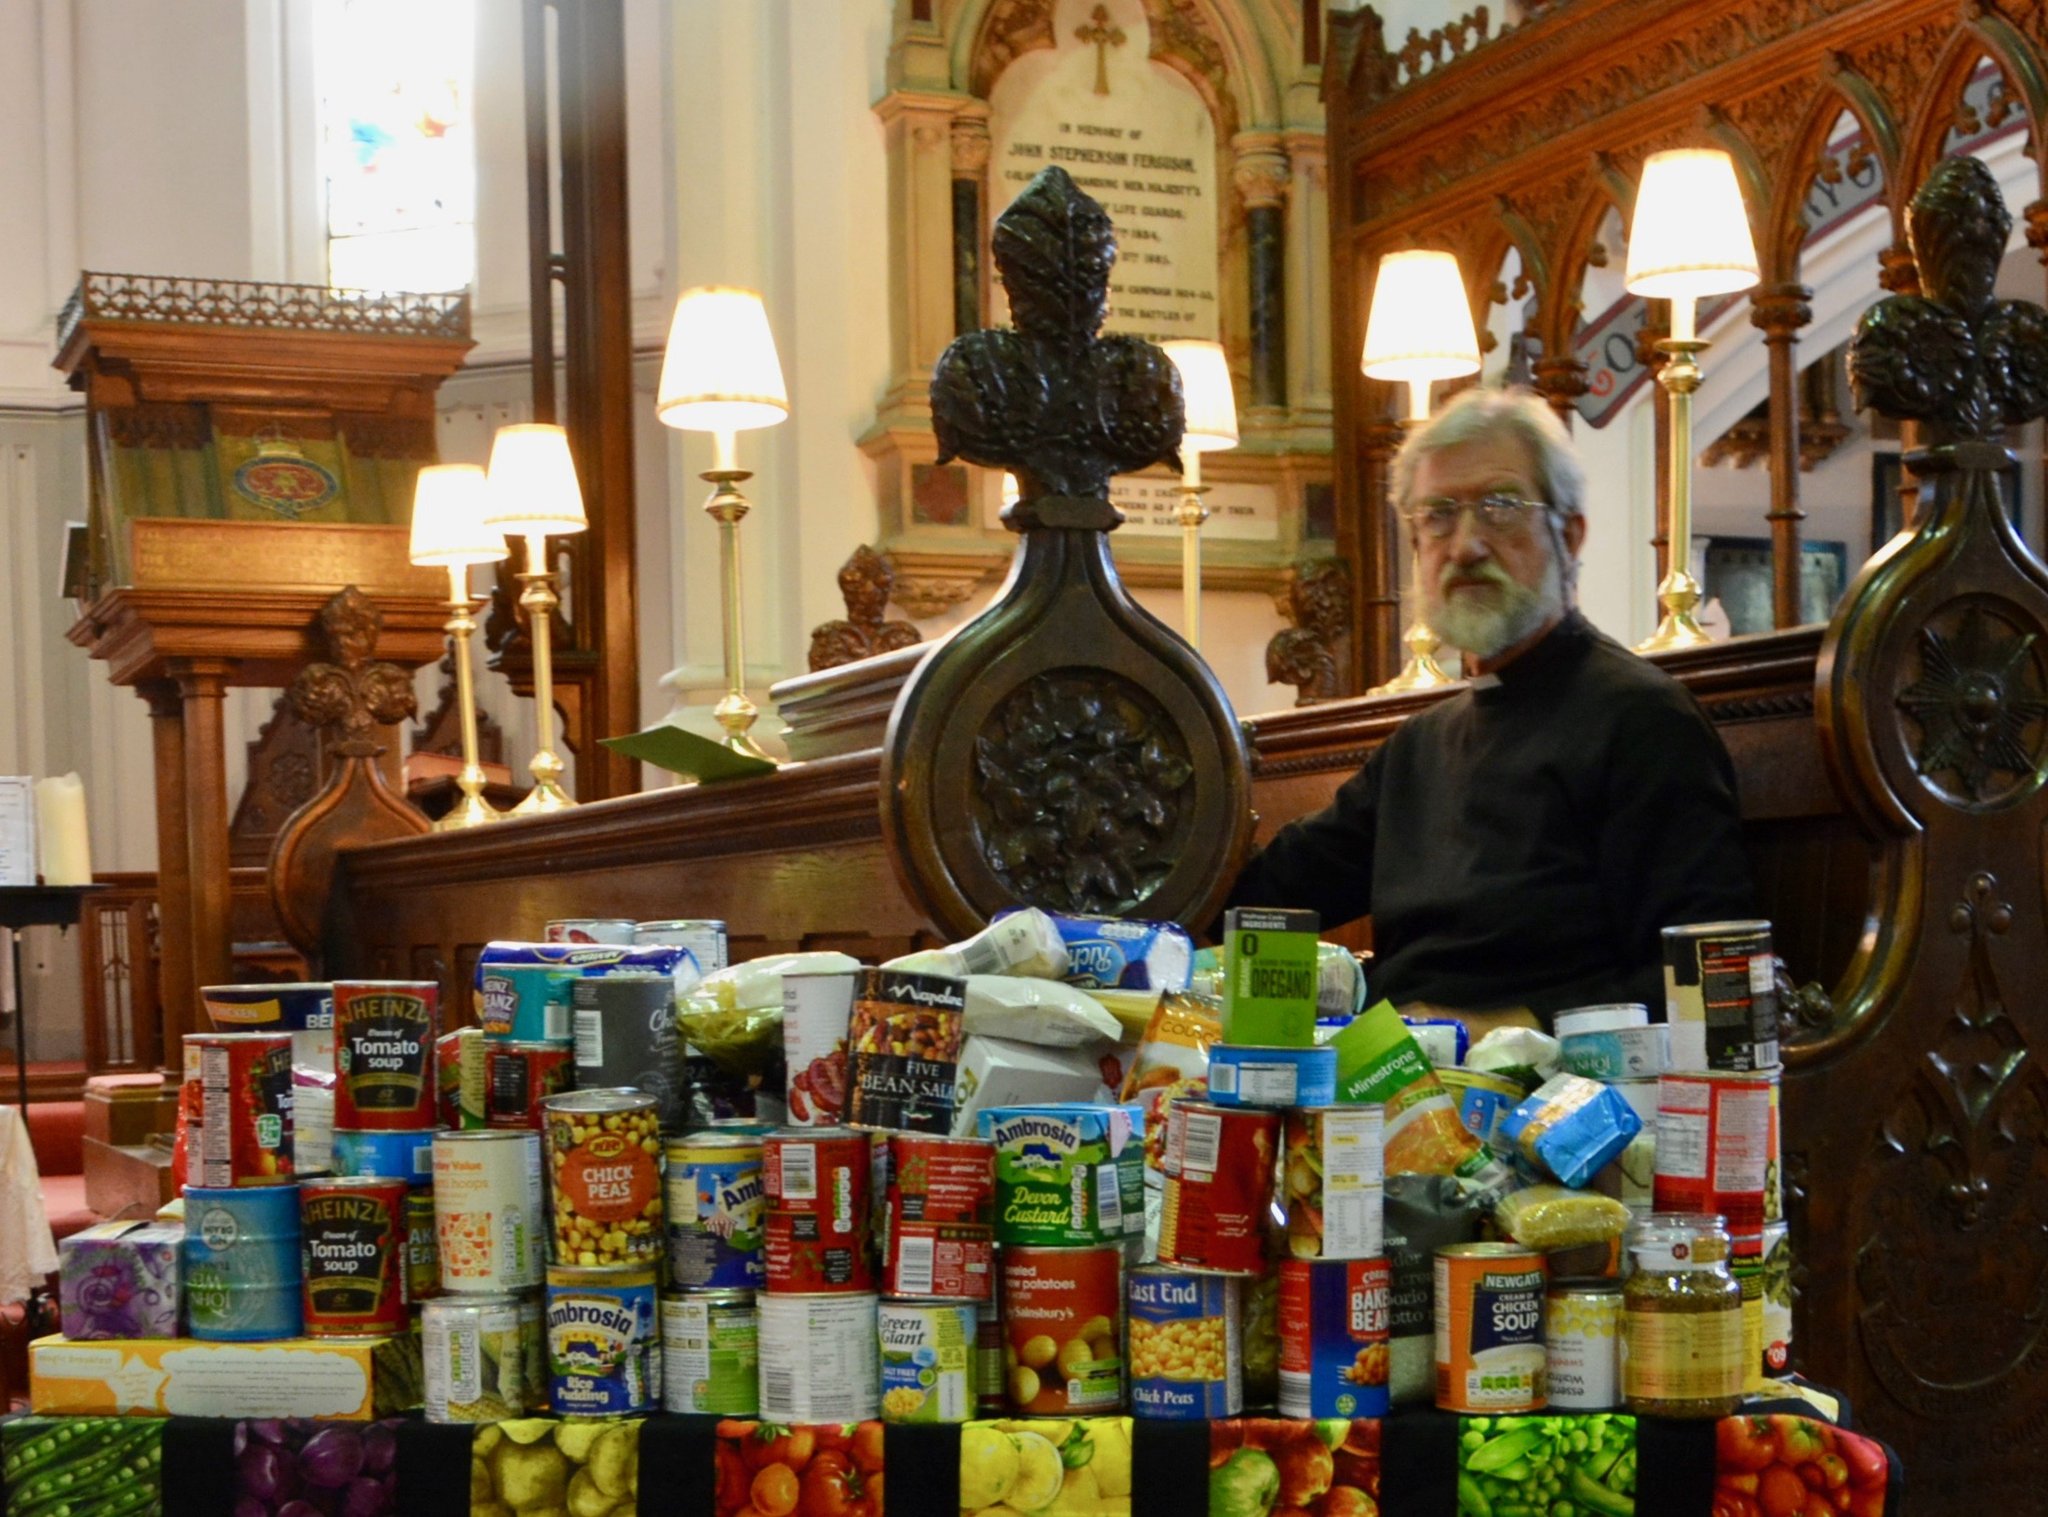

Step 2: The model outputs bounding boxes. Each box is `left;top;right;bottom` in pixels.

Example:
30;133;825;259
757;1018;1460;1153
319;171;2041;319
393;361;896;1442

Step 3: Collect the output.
959;1420;1133;1517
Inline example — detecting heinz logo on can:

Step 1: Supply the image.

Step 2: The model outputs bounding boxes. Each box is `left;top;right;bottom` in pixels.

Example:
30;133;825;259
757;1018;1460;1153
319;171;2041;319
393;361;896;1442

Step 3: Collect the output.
334;981;437;1128
301;1180;406;1335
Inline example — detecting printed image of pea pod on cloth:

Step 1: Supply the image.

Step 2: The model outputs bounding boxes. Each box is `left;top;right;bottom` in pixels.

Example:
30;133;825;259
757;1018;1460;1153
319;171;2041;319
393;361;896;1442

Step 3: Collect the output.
1457;1413;1638;1517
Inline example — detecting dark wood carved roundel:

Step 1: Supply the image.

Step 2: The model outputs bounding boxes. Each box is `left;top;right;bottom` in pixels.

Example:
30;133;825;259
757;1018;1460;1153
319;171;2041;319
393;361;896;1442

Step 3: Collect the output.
1894;601;2048;806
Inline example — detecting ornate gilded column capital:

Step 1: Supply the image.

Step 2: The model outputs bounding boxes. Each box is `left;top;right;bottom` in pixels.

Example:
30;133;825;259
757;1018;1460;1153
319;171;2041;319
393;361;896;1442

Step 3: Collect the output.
950;109;992;179
1231;132;1292;210
1750;282;1814;343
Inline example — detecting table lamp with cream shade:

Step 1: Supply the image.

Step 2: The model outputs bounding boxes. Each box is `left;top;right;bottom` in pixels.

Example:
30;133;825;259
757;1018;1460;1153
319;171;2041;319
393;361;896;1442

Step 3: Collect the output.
1625;147;1760;652
1361;248;1482;692
409;463;510;830
482;422;586;814
1162;339;1239;651
656;286;791;759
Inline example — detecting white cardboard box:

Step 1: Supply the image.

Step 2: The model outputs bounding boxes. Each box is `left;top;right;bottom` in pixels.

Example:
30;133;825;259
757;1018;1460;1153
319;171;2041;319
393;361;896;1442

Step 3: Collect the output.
951;1034;1111;1136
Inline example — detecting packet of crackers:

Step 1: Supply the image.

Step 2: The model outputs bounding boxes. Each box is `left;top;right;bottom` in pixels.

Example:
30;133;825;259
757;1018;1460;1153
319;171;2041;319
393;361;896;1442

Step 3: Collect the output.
1331;1000;1514;1194
1118;990;1221;1180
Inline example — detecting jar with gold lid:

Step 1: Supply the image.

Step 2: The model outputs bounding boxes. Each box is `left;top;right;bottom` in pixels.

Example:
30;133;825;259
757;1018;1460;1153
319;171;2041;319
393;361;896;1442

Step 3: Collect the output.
1619;1212;1743;1417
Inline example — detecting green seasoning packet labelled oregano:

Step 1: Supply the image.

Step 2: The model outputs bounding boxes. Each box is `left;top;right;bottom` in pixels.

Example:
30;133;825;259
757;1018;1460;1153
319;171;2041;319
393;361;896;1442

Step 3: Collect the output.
1221;907;1321;1047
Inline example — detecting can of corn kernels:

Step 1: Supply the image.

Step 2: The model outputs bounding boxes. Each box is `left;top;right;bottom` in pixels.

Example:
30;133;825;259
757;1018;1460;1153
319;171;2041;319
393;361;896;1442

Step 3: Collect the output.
1127;1265;1241;1419
878;1299;977;1423
542;1089;664;1268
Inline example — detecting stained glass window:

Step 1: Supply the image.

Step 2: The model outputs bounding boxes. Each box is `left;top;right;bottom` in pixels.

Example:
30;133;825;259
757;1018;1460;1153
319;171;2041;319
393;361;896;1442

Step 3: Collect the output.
316;0;477;293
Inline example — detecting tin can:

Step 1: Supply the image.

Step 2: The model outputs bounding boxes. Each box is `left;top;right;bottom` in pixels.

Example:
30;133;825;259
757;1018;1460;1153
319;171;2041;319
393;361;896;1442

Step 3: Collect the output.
1158;1100;1280;1275
975;1302;1007;1413
1128;1265;1241;1419
664;1133;767;1289
634;918;729;972
299;1177;407;1336
879;1134;995;1299
187;1031;296;1186
757;1292;881;1422
980;1104;1144;1248
765;1209;876;1292
475;943;697;1026
437;1028;485;1130
1661;920;1779;1073
517;1291;548;1412
572;973;682;1131
762;1127;873;1285
330;1127;436;1187
783;969;855;1126
1545;1279;1622;1410
1434;1242;1546;1412
1000;1245;1124;1414
479;964;576;1044
1439;1067;1524;1150
543;1089;664;1268
1283;1105;1385;1260
404;1189;441;1303
1747;1222;1793;1385
433;1130;546;1292
1278;1257;1390;1418
1556;1005;1668;1082
547;918;639;946
662;1291;759;1414
423;1294;537;1421
1207;1044;1337;1108
879;1299;977;1423
546;1264;660;1416
1653;1071;1776;1234
486;1041;574;1130
332;980;439;1129
198;982;336;1076
845;968;966;1133
183;1183;304;1341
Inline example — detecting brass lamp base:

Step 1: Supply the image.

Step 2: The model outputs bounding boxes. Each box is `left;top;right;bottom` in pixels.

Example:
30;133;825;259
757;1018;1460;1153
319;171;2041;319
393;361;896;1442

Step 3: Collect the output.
432;583;504;830
1371;619;1457;694
702;466;776;763
1637;569;1714;652
436;783;503;830
512;551;577;814
1178;484;1209;651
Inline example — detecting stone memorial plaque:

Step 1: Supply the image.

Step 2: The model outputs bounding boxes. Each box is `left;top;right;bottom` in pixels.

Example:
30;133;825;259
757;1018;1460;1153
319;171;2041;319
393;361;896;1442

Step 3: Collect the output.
982;474;1280;543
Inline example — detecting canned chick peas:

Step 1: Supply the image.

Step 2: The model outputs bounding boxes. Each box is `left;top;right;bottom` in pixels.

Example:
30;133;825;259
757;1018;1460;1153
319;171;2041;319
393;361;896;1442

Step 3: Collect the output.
543;1089;664;1268
1128;1265;1241;1419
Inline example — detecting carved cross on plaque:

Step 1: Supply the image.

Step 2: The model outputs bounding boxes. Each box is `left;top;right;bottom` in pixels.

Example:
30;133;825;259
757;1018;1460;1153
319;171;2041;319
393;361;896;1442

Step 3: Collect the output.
1075;4;1125;96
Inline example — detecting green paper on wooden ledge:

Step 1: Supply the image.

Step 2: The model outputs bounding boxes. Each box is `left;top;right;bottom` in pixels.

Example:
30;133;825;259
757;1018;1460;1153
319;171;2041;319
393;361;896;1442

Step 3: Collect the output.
600;723;778;782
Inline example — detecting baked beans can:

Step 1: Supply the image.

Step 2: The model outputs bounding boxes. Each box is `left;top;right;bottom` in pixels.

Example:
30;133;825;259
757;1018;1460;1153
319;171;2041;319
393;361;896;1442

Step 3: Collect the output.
634;918;729;972
980;1103;1143;1248
664;1132;767;1289
423;1293;537;1421
845;968;966;1133
1545;1278;1622;1410
571;972;682;1132
299;1177;408;1335
1278;1257;1390;1418
187;1031;296;1186
404;1188;441;1303
1158;1100;1280;1275
485;1040;574;1130
1662;920;1780;1073
545;1264;660;1416
782;969;855;1127
432;1130;546;1293
546;918;639;946
662;1291;759;1414
479;964;576;1043
880;1133;995;1299
330;1127;437;1187
182;1183;305;1341
1000;1245;1124;1414
333;980;438;1129
1128;1265;1242;1419
757;1292;881;1422
762;1127;873;1288
437;1027;486;1129
1653;1070;1776;1234
1434;1242;1546;1412
1207;1043;1337;1108
542;1089;664;1268
1283;1105;1385;1260
879;1298;977;1422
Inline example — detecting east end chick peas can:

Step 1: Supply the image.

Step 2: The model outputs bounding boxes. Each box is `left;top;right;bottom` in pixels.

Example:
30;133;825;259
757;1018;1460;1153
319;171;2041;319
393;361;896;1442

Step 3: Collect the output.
1128;1265;1241;1419
542;1088;664;1268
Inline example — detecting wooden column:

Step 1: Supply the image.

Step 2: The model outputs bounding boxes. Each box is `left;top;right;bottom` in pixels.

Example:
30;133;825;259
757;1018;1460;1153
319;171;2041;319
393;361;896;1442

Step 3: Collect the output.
174;659;234;1002
142;680;191;1071
1359;412;1405;685
1752;283;1813;627
1531;356;1589;426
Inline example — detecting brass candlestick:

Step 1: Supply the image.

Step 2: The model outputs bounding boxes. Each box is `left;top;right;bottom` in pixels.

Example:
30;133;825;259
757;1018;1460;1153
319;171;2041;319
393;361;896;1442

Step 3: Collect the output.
1637;299;1713;652
436;564;500;830
512;534;575;813
1372;385;1459;693
703;455;770;759
1178;475;1210;650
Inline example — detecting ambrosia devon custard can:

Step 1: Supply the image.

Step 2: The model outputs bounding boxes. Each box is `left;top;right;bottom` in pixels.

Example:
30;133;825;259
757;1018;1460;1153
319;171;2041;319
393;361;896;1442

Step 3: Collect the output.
187;1031;296;1186
299;1177;408;1336
332;980;438;1129
433;1129;546;1292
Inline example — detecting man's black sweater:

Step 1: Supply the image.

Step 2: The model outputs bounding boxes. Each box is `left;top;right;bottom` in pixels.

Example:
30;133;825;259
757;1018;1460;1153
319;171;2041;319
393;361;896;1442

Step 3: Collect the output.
1226;610;1757;1023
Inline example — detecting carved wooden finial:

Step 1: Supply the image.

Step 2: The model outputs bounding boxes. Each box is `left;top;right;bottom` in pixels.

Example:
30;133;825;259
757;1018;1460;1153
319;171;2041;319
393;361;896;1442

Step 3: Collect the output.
1266;556;1354;705
288;586;419;753
808;545;923;671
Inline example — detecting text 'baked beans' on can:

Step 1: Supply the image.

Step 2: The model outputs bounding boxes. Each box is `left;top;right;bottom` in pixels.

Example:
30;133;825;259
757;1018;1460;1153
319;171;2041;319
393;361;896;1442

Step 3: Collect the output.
1159;1100;1279;1275
572;972;682;1131
757;1292;881;1422
664;1132;766;1289
546;1264;660;1416
845;968;966;1133
433;1129;546;1293
1546;1278;1622;1410
633;918;728;972
879;1299;977;1423
1283;1105;1386;1261
546;918;639;946
543;1089;664;1269
979;1103;1143;1248
661;1291;759;1415
423;1294;538;1422
880;1133;995;1300
187;1031;296;1186
485;1041;574;1131
1128;1265;1242;1419
1661;920;1780;1074
404;1188;440;1304
333;980;438;1129
763;1127;873;1291
782;969;855;1127
479;964;576;1044
1000;1245;1124;1414
1653;1070;1776;1235
1279;1257;1390;1419
1435;1242;1547;1413
299;1177;407;1336
329;1127;436;1188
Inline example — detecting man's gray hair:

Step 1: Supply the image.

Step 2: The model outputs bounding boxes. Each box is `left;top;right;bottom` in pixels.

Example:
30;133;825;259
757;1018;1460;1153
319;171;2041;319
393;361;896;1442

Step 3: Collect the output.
1390;386;1586;518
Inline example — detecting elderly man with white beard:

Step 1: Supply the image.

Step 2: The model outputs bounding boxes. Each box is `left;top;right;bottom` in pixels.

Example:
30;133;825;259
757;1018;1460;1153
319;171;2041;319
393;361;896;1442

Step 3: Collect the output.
1222;387;1756;1036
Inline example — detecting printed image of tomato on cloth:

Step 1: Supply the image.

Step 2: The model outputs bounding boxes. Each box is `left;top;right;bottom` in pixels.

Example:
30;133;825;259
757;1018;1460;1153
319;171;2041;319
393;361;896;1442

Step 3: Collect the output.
1210;1418;1381;1517
716;1421;887;1517
1714;1414;1891;1517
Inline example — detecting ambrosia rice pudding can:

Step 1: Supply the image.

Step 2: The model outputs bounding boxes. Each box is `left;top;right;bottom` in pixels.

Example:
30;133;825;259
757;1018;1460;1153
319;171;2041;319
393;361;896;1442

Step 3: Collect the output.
879;1299;978;1423
433;1129;546;1292
299;1176;408;1336
423;1294;538;1422
572;972;683;1132
183;1183;304;1341
546;918;639;946
543;1089;664;1269
1279;1256;1391;1418
1434;1242;1547;1412
546;1264;661;1417
879;1133;995;1301
332;980;438;1129
186;1031;296;1186
1159;1100;1280;1275
783;969;856;1127
763;1127;874;1291
1661;920;1780;1073
845;968;967;1133
664;1131;767;1290
485;1040;574;1131
634;918;729;972
662;1290;759;1415
1000;1245;1125;1414
1128;1265;1242;1419
757;1292;881;1422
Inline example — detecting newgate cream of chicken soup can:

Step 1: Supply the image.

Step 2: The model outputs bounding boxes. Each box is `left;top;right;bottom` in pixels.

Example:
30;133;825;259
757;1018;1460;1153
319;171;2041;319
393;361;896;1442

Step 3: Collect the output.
542;1089;664;1268
1128;1265;1242;1419
757;1291;881;1422
432;1129;546;1292
878;1299;978;1423
1434;1242;1546;1413
662;1290;759;1415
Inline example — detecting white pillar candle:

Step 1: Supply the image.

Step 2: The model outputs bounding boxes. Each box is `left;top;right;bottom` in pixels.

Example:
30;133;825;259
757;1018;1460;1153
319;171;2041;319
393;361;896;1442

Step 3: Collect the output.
34;773;92;886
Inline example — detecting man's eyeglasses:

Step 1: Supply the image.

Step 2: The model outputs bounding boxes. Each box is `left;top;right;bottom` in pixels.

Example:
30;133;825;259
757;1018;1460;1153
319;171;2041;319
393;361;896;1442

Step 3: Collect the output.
1402;493;1552;541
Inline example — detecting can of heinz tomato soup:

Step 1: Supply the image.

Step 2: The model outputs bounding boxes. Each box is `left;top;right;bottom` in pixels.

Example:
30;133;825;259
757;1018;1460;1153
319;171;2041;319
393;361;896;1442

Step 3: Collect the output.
1000;1245;1124;1413
845;969;966;1133
1653;1070;1776;1234
186;1032;297;1186
665;1133;767;1289
432;1130;546;1292
1278;1256;1390;1418
662;1291;759;1414
332;981;438;1129
1158;1100;1279;1274
1128;1265;1241;1419
758;1292;880;1421
486;1041;574;1131
299;1177;408;1335
879;1299;978;1423
782;970;856;1127
1434;1242;1546;1412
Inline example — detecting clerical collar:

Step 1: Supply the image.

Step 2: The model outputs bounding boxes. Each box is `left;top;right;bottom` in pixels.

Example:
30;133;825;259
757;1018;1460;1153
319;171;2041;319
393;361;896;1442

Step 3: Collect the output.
1470;610;1593;700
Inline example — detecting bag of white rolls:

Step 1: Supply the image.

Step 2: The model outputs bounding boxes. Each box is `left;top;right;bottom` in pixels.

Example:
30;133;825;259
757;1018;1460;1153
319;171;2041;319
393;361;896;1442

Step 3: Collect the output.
960;975;1122;1046
883;908;1069;980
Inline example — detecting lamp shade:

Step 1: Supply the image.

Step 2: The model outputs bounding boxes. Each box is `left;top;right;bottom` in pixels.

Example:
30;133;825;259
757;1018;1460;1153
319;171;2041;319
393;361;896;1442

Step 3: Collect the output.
482;424;587;537
410;463;508;567
1625;149;1760;299
1163;340;1239;450
656;286;790;433
1361;250;1482;383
